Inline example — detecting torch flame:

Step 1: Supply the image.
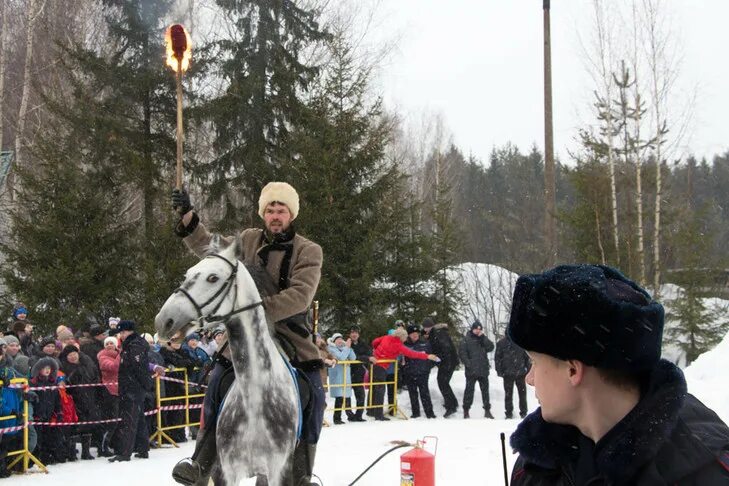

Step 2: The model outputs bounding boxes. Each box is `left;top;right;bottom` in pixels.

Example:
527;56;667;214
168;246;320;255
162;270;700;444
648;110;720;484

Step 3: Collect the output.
165;24;192;73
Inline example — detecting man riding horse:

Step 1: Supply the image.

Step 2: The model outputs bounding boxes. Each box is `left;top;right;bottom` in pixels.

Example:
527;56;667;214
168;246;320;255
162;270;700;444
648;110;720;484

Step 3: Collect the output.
170;182;325;486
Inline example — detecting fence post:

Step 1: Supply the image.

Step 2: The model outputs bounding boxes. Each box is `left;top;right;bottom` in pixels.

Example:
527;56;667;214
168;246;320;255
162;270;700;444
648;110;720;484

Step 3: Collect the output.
155;372;163;447
184;368;190;429
5;378;46;473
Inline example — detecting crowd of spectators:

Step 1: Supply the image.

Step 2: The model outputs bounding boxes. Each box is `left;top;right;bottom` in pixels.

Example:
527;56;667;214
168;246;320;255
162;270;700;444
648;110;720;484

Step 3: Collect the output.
0;303;214;474
0;301;530;476
320;318;530;424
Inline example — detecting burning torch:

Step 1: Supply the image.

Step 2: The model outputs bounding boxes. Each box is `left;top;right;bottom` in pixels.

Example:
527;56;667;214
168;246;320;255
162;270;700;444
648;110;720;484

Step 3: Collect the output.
165;24;191;190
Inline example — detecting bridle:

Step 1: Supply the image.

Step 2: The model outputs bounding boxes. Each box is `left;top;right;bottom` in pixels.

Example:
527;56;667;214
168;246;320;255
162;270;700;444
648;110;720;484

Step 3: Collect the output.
174;254;263;327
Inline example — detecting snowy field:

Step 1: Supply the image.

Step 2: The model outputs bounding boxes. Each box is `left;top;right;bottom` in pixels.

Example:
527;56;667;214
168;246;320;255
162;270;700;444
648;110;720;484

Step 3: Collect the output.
11;352;729;486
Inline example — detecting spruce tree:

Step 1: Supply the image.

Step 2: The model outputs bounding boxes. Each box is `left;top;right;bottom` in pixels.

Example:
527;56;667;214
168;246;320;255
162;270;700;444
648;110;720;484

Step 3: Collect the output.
0;130;137;334
287;31;397;329
199;0;328;230
665;206;729;364
0;0;196;329
421;147;464;326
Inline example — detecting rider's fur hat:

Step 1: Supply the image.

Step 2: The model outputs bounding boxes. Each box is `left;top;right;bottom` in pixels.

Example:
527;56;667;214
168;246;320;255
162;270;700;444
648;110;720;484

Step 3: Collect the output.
507;264;664;371
258;182;299;220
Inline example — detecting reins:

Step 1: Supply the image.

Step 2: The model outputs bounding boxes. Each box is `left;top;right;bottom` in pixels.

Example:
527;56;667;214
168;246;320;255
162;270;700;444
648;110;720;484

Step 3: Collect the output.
174;254;263;327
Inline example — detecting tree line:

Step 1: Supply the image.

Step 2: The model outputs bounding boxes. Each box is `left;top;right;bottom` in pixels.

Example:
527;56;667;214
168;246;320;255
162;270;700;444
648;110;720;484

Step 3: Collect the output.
0;1;725;362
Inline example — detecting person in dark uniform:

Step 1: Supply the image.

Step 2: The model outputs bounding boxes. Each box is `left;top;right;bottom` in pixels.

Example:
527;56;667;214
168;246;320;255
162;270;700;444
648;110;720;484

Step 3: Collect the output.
508;265;729;485
494;332;530;419
422;317;459;417
458;320;495;419
108;320;154;463
402;325;435;419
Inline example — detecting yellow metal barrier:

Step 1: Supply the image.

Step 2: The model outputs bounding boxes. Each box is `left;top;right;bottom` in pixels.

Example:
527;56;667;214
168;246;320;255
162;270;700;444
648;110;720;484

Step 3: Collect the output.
149;367;205;448
4;378;47;474
323;359;407;420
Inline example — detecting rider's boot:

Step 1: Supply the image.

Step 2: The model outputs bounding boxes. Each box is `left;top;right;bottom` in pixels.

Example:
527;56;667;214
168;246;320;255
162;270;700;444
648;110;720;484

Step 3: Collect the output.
292;442;318;486
171;425;218;486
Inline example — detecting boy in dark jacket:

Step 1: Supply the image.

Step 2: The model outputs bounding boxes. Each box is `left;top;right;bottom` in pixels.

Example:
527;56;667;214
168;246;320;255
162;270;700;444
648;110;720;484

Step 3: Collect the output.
507;264;729;486
30;357;64;465
402;325;435;419
458;321;495;419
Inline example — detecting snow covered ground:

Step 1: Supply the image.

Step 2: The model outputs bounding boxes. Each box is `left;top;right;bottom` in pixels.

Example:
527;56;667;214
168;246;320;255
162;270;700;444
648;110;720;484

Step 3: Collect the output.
11;354;729;486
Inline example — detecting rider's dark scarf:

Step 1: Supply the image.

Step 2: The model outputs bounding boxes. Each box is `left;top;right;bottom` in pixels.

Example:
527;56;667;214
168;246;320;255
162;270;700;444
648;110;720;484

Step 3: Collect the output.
257;226;296;291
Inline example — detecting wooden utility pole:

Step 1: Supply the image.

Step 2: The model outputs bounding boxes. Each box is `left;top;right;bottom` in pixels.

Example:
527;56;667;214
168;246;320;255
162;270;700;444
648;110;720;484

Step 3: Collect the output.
543;0;557;267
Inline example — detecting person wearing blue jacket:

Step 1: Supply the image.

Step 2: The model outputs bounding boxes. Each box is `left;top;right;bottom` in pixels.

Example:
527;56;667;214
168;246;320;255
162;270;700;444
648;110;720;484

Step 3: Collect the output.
327;333;357;424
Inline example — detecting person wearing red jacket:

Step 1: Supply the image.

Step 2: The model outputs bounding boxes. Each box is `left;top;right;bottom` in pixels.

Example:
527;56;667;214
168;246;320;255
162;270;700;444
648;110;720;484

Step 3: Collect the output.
370;328;439;421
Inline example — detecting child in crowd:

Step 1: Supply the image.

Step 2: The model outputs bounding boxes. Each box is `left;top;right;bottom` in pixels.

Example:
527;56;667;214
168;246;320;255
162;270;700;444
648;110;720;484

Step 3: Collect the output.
30;358;64;465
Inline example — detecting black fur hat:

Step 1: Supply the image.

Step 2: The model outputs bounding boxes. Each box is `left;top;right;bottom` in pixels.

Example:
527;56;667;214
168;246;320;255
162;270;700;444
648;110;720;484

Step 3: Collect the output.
507;264;664;371
31;356;59;378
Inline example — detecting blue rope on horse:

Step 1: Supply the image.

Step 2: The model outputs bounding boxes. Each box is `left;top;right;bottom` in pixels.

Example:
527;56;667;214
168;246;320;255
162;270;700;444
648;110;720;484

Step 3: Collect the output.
281;351;303;441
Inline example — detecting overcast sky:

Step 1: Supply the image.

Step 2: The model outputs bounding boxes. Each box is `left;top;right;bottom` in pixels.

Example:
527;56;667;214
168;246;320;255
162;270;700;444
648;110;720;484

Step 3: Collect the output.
366;1;729;164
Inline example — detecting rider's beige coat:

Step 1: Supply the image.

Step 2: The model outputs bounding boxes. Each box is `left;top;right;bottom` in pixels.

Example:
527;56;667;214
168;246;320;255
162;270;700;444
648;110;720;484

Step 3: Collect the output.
183;223;323;365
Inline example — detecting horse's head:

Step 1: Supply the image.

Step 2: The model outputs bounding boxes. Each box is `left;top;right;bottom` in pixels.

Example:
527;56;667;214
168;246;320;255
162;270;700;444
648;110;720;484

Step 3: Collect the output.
155;234;257;341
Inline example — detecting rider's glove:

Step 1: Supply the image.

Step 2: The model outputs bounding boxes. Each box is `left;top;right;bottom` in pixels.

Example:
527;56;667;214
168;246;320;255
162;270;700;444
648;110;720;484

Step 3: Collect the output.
171;188;193;215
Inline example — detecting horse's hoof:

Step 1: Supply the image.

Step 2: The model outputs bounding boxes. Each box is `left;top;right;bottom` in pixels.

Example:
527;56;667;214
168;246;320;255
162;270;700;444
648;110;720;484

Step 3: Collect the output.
172;458;203;485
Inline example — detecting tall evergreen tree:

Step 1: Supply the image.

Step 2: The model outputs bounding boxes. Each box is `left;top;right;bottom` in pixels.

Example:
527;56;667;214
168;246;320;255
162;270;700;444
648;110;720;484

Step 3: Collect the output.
0;124;137;334
199;0;329;230
665;206;729;365
287;31;397;329
0;1;196;328
370;181;435;332
421;146;464;325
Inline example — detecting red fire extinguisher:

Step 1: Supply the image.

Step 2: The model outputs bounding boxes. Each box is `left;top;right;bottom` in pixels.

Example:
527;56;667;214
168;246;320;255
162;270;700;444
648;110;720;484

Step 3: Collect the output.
400;436;438;486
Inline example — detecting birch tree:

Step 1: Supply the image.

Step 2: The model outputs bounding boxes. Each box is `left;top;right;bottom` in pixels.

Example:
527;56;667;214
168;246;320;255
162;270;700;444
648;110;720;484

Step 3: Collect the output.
12;0;46;197
584;0;621;265
641;0;683;297
0;0;8;158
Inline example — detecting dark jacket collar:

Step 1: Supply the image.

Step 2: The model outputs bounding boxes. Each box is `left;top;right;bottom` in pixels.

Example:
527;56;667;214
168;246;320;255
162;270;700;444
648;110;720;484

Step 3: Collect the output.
510;360;697;484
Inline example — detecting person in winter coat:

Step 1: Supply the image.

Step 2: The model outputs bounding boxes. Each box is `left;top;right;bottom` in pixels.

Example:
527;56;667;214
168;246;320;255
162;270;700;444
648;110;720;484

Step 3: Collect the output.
458;320;495;419
97;336;120;456
0;345;23;476
402;325;435;419
316;334;337;385
507;264;729;486
30;357;64;465
326;333;357;424
28;336;59;371
347;325;373;422
371;328;439;421
159;340;197;443
108;320;153;463
11;319;38;358
4;335;30;376
422;317;460;418
80;325;106;370
494;333;530;419
59;345;102;460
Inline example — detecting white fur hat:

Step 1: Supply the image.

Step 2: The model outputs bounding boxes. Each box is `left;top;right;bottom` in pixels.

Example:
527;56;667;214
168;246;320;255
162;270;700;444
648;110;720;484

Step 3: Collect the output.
258;182;299;220
104;336;118;348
